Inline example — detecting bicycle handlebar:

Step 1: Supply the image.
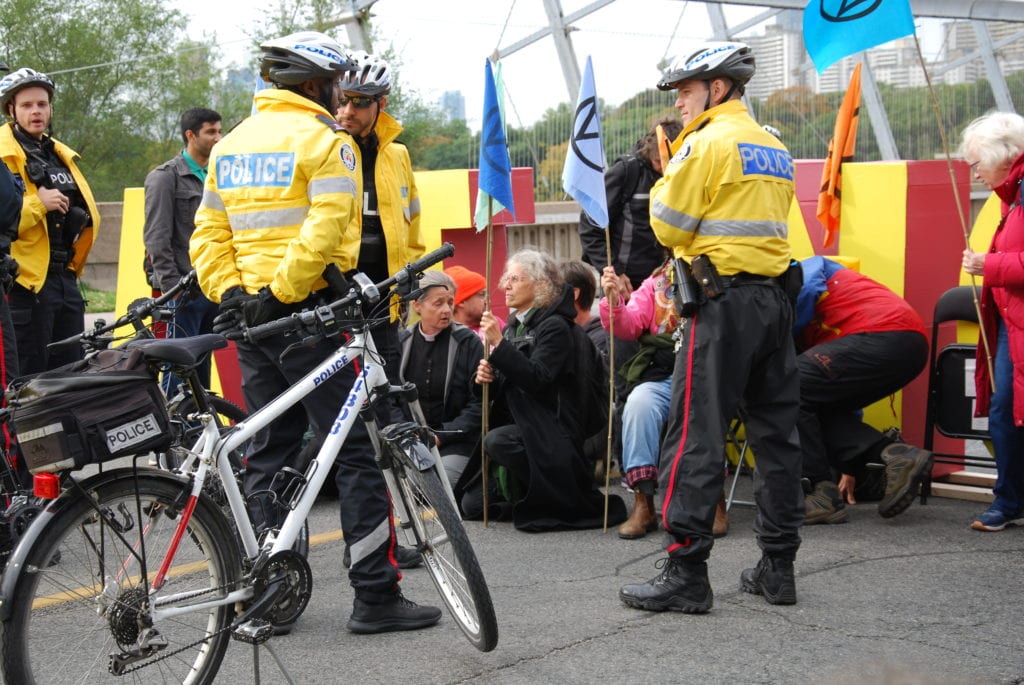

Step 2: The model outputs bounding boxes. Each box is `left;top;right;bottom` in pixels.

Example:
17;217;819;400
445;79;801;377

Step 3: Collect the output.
48;270;199;351
243;243;456;344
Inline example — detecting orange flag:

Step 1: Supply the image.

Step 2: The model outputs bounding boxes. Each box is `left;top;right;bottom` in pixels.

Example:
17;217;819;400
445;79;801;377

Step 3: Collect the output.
655;124;671;172
817;62;862;248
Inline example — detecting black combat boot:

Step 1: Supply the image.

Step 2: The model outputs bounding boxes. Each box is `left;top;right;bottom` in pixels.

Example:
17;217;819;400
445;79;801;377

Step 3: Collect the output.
740;554;797;605
619;557;713;614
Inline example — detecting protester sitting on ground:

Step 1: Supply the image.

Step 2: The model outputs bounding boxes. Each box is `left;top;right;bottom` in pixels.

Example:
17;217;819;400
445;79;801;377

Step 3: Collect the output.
561;259;607;359
960;111;1024;532
599;260;729;539
446;264;503;341
560;259;613;474
470;248;626;531
398;269;483;489
795;256;933;524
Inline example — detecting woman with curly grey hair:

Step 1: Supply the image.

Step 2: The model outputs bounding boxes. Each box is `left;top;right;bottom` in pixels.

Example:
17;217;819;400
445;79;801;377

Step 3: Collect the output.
470;248;626;530
960;111;1024;532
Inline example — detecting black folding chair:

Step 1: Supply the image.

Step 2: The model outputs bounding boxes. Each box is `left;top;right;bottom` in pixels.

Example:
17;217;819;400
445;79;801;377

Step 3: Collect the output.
921;285;994;501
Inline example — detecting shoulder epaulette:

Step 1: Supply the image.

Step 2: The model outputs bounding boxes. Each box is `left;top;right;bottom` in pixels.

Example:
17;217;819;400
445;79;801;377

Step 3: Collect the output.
316;114;345;133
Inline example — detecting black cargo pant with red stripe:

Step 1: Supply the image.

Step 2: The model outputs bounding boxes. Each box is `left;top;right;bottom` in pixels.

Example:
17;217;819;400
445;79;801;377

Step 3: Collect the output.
658;282;804;562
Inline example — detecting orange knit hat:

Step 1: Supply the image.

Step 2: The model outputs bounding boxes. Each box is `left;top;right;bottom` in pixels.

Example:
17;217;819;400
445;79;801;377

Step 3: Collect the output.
444;265;487;306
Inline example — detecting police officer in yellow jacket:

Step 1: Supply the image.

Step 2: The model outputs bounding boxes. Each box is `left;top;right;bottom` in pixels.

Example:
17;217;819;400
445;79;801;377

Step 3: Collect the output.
620;42;804;615
189;31;440;635
333;51;428;570
0;68;98;374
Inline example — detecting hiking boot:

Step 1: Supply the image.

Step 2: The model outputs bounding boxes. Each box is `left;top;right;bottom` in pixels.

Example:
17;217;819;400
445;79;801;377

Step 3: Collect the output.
343;544;422;570
618;491;657;539
619;558;713;614
970;506;1024;532
877;443;933;518
346;591;442;634
713;492;730;538
804;480;849;525
740;554;797;605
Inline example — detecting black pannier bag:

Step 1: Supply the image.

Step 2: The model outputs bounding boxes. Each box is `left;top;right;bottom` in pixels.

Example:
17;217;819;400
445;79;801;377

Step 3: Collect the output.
6;348;172;474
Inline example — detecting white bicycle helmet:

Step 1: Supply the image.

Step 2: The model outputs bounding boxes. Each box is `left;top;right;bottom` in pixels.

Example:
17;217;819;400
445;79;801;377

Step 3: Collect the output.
657;41;756;91
259;31;355;86
338;50;391;97
0;68;55;113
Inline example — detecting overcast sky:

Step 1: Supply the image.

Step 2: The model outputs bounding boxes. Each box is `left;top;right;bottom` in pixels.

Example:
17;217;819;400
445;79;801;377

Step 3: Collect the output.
175;0;946;129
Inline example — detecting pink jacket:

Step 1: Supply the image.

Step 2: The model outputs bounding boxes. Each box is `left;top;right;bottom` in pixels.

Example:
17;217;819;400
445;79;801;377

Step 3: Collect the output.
598;264;679;340
975;150;1024;424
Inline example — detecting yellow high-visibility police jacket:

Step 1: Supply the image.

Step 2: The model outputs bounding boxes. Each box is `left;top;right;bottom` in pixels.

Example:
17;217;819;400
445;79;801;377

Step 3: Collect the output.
0;123;98;292
190;88;362;304
371;110;425;319
650;99;794;277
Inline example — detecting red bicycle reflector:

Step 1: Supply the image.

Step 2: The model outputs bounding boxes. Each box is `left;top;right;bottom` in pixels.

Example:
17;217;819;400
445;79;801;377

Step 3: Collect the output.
33;473;60;499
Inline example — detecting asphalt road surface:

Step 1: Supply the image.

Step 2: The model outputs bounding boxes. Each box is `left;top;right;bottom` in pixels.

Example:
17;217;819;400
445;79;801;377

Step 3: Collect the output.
208;481;1024;685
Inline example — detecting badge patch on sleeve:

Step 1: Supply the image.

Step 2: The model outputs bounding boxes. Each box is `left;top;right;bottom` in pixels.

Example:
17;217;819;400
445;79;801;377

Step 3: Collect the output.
737;143;793;180
340;144;357;172
670;142;692;165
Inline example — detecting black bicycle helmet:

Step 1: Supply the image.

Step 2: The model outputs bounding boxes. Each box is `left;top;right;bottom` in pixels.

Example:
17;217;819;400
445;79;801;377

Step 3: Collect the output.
657;41;756;91
259;31;355;87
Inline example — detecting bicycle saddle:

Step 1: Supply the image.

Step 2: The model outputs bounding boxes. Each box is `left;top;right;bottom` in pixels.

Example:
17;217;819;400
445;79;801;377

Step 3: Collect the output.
125;334;228;369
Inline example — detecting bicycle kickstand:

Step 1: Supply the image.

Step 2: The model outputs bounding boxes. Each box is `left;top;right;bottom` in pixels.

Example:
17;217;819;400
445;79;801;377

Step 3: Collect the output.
251;639;297;685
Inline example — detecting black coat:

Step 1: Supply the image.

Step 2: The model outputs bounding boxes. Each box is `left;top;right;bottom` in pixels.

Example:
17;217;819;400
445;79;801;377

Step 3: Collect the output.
487;284;626;531
398;322;484;455
578;154;668;289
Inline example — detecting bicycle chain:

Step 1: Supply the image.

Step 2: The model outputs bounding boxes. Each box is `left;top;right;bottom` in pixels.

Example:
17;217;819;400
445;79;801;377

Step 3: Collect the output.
114;580;246;676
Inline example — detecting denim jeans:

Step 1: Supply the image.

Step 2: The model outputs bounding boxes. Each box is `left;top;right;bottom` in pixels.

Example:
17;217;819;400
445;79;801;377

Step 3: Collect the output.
989;320;1024;515
162;294;218;394
621;377;672;476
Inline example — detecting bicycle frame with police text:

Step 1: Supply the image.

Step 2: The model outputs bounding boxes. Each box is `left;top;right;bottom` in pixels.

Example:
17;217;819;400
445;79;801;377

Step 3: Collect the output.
179;328;390;566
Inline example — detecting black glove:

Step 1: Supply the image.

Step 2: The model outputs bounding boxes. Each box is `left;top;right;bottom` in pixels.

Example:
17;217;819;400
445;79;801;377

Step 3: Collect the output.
240;287;292;327
0;253;18;292
212;286;255;339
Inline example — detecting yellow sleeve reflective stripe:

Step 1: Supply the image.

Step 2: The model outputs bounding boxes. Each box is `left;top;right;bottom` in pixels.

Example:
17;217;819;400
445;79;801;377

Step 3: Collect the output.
201;188;225;213
651;198;700;233
308;175;358;200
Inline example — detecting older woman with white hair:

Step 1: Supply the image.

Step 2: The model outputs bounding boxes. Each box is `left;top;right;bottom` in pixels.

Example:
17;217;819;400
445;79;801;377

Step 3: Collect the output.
473;248;626;531
961;110;1024;532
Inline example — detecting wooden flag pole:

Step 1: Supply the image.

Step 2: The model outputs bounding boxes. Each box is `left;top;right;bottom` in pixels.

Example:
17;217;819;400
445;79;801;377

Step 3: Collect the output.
602;235;615;533
481;197;495;527
913;36;995;391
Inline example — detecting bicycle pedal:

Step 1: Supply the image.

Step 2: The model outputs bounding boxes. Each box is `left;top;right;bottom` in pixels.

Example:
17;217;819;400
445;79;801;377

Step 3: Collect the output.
232;619;275;645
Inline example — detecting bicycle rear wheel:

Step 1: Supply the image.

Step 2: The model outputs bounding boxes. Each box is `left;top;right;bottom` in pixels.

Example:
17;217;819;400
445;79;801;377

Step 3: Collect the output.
394;456;498;652
1;474;241;684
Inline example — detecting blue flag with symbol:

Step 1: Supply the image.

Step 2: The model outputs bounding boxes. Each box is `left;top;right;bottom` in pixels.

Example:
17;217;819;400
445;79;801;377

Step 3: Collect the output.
475;59;515;231
803;0;916;74
562;56;607;228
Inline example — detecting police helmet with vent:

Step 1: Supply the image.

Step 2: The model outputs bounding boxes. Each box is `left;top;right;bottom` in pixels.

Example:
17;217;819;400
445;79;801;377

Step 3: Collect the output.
657;42;756;91
259;31;355;87
337;50;391;97
0;68;55;114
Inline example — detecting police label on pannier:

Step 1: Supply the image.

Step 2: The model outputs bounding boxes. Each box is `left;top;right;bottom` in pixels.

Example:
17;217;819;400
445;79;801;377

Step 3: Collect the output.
106;414;162;454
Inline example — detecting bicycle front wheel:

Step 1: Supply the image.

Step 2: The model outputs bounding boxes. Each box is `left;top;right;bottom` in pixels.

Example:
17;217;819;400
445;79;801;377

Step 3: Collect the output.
1;474;242;684
395;460;498;652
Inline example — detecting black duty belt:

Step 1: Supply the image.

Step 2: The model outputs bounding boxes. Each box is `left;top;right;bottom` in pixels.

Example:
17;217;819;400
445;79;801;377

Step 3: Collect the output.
722;272;780;288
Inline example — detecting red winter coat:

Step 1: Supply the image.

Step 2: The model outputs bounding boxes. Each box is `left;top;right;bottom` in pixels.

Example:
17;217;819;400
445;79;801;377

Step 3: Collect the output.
975;150;1024;425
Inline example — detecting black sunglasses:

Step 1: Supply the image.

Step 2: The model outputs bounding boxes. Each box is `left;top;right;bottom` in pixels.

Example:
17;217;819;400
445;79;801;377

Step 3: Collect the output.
338;95;376;109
